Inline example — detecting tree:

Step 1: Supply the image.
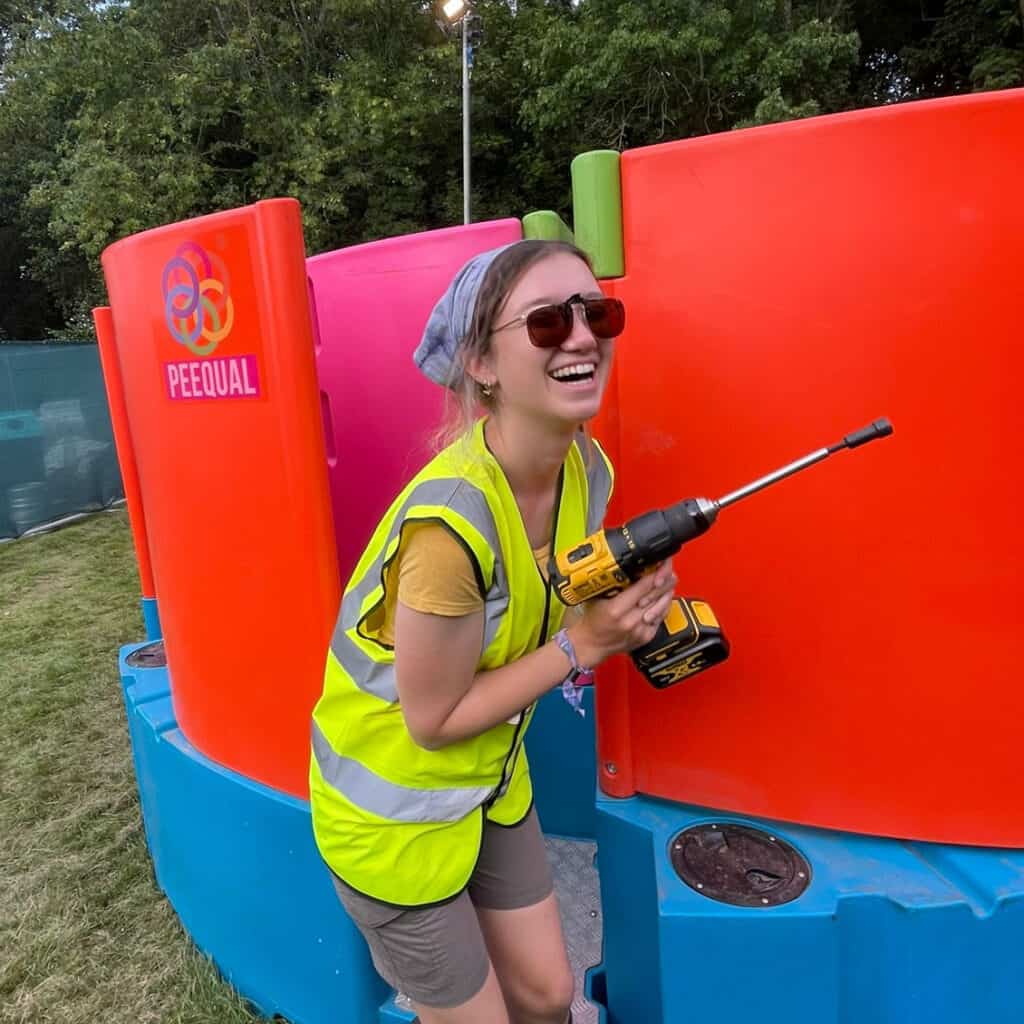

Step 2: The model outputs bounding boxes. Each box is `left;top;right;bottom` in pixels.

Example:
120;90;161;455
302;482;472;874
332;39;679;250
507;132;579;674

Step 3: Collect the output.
0;1;100;338
519;0;859;149
0;0;1020;339
851;0;1023;102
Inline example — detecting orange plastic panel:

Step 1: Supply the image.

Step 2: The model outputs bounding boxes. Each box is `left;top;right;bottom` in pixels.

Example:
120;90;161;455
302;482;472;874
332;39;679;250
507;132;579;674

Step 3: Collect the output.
92;306;156;600
101;199;339;798
593;90;1024;846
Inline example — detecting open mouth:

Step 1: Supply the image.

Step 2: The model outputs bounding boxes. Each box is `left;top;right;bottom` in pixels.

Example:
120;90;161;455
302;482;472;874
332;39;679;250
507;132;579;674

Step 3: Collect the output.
548;361;597;385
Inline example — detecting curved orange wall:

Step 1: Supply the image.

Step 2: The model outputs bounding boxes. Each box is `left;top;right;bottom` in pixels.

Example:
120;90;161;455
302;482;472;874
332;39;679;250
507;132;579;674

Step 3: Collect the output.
594;90;1024;846
101;199;339;798
92;306;156;602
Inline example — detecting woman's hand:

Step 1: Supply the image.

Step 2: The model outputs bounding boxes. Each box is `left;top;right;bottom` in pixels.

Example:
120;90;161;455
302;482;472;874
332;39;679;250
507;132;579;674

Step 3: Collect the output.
566;562;678;668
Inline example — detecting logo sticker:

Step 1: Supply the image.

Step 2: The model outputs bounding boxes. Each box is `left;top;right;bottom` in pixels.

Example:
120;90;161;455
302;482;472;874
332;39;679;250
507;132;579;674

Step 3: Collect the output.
160;241;260;401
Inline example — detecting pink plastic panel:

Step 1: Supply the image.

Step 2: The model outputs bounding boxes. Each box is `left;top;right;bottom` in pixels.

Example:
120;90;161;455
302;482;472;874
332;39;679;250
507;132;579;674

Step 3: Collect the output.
308;219;522;582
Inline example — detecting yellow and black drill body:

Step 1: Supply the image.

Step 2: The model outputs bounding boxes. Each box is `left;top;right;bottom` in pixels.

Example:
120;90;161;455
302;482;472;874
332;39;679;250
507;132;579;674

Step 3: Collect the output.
549;497;719;607
548;497;725;688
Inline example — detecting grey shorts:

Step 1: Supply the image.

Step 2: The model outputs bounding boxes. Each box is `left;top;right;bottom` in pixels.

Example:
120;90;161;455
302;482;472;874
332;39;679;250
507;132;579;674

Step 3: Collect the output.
330;807;553;1009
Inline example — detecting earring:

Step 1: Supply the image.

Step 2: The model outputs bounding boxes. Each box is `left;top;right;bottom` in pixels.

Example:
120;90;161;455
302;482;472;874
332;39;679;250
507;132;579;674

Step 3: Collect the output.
479;379;494;399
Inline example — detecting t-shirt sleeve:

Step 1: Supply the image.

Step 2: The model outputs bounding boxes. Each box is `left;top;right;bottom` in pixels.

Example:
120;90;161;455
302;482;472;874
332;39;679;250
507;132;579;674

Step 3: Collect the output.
396;521;485;617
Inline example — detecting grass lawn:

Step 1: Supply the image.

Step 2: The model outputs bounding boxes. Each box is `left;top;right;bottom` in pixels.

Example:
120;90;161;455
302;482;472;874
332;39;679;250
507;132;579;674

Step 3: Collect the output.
0;511;260;1024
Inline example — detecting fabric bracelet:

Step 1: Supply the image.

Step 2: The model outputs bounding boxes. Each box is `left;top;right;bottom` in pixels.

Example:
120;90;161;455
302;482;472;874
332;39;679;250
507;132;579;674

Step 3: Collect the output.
553;628;594;718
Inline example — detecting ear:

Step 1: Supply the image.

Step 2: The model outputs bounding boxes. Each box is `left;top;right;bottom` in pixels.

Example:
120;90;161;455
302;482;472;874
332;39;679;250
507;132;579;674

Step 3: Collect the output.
464;351;495;386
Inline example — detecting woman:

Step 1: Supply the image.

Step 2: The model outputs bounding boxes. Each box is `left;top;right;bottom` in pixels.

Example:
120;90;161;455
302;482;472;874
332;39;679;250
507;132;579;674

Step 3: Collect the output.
310;239;676;1024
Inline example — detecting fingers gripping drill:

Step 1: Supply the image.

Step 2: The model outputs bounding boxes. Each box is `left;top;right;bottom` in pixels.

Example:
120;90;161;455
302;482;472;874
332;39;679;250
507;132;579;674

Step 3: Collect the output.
549;419;894;687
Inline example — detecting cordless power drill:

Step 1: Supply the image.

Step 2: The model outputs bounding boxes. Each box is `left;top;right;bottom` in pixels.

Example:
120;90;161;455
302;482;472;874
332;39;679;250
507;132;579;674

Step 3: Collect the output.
550;418;894;688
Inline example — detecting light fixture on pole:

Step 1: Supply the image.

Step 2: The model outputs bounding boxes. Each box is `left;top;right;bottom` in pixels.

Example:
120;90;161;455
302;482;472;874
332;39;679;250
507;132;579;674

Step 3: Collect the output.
437;0;482;225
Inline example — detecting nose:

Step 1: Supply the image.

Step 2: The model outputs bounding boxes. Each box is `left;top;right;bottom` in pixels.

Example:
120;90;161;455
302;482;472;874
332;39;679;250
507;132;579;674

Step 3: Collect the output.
560;301;599;351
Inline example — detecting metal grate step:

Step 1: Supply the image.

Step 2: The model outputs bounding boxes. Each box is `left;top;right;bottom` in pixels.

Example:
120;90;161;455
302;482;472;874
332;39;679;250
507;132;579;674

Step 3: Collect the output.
547;836;603;1024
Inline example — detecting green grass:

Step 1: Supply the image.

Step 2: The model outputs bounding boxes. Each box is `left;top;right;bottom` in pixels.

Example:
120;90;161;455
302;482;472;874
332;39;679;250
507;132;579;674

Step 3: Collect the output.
0;512;261;1024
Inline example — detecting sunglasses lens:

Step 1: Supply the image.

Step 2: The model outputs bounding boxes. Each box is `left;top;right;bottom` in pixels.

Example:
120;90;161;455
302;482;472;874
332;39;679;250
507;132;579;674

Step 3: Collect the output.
585;298;626;338
525;305;572;348
522;297;626;347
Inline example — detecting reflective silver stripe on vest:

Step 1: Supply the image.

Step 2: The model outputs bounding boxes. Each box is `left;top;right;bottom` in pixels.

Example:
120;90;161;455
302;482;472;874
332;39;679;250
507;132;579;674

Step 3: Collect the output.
331;631;401;702
331;477;501;701
577;436;612;534
340;476;499;633
483;556;509;653
312;721;492;822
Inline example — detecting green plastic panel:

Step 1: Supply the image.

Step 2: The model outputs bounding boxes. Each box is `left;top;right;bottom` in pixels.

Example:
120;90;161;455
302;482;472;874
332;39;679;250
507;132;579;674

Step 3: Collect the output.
570;150;624;278
522;210;575;244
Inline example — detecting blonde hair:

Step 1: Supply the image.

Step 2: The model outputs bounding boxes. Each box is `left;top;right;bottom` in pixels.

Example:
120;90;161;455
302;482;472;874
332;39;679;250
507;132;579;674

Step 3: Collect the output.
430;239;594;455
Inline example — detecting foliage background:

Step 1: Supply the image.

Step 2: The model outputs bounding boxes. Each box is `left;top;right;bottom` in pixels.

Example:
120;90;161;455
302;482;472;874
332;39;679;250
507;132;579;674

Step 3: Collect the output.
0;0;1021;341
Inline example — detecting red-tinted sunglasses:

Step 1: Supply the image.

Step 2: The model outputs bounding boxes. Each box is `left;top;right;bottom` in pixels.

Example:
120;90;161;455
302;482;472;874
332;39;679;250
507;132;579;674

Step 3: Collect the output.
493;293;626;348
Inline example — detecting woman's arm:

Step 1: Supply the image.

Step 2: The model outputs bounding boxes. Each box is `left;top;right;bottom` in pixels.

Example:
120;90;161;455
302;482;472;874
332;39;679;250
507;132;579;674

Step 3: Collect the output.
394;563;676;750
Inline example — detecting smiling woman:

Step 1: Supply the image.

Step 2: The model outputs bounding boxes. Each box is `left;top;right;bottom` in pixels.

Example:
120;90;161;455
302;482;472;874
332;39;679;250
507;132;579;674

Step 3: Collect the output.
308;239;675;1024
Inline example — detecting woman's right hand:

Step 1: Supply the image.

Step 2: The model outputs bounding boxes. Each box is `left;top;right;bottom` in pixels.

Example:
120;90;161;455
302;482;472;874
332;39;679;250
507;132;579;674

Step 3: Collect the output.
566;562;678;668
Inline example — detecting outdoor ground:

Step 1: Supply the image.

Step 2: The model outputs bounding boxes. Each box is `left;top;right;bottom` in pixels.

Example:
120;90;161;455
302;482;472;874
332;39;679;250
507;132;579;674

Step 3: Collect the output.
0;511;260;1024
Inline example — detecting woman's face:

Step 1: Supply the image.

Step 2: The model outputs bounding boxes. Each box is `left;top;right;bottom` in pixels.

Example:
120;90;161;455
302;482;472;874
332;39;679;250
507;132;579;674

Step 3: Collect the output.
478;251;615;429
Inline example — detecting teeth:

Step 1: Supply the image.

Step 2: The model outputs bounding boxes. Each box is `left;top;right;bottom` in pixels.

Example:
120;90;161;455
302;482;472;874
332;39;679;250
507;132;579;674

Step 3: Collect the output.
550;362;596;380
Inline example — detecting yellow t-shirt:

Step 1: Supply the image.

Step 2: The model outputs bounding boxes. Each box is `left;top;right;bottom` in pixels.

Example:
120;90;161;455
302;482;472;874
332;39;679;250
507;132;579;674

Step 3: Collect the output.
377;522;550;646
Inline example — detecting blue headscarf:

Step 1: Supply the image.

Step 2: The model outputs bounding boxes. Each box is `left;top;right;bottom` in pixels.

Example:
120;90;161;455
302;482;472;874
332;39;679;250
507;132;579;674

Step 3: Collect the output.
413;243;515;389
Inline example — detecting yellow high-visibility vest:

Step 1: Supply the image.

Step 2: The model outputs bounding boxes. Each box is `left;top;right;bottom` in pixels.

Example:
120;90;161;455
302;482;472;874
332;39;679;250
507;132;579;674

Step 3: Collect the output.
309;420;613;906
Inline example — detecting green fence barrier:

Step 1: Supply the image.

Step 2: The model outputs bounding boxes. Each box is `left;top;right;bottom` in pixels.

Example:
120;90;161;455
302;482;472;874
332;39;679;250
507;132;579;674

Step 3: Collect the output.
0;343;123;540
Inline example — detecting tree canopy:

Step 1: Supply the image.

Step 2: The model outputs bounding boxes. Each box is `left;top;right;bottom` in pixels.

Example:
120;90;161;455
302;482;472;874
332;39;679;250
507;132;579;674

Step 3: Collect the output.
0;0;1021;339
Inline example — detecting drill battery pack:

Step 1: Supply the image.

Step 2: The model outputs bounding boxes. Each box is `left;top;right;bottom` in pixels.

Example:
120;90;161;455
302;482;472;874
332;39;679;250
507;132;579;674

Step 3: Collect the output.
631;596;730;688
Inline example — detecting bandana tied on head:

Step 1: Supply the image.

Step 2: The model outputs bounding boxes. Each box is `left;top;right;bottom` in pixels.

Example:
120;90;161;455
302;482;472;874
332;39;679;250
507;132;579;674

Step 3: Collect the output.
413;243;514;389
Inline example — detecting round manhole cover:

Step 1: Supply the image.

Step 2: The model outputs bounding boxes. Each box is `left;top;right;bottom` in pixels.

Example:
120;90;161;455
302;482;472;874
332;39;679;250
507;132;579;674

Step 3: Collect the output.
125;640;167;668
669;823;810;907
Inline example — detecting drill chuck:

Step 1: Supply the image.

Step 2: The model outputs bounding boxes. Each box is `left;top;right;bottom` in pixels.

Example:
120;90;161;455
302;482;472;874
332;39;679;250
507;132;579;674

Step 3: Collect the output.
608;497;718;579
665;497;719;537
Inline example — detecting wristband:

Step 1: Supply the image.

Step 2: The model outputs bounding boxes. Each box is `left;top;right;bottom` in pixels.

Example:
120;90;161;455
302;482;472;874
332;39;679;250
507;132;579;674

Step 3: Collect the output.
553;628;594;718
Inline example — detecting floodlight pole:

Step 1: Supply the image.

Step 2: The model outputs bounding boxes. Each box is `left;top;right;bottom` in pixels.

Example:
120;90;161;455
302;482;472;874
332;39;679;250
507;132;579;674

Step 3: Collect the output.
462;17;471;224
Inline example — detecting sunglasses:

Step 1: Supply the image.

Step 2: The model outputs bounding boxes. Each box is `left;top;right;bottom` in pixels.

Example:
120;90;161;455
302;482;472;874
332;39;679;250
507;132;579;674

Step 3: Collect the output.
492;293;626;348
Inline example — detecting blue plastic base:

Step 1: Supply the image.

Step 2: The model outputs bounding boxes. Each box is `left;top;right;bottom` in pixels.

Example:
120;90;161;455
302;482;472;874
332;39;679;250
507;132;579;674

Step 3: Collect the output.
525;684;597;840
593;793;1024;1024
120;642;389;1024
121;635;1024;1024
140;597;161;641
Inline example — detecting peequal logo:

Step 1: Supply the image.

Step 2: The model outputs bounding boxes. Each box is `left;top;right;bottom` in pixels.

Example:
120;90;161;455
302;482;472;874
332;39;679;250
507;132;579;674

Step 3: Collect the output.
161;241;260;401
